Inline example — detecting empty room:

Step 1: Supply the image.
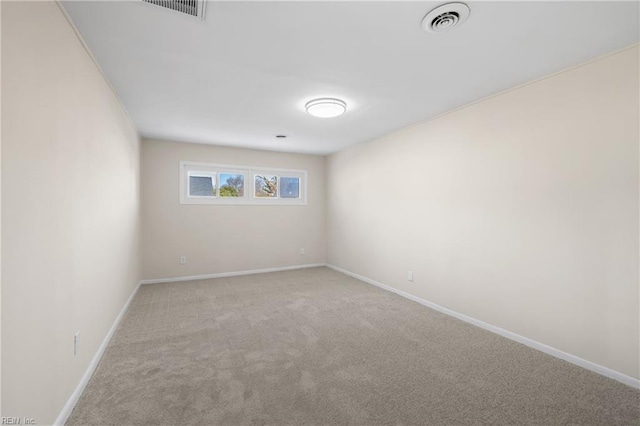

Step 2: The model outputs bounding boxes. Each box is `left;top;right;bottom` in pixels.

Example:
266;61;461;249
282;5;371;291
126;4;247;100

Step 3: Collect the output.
1;0;639;425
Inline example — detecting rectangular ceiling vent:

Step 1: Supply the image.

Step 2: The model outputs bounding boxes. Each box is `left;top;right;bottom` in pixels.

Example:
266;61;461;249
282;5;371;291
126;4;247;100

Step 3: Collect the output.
142;0;206;20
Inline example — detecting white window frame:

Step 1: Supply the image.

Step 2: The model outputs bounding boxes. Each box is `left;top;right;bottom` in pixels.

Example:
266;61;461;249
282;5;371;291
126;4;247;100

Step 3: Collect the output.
180;161;307;206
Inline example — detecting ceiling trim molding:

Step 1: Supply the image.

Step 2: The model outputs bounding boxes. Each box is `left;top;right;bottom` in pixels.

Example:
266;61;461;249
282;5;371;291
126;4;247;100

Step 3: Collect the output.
353;42;640;154
56;1;140;138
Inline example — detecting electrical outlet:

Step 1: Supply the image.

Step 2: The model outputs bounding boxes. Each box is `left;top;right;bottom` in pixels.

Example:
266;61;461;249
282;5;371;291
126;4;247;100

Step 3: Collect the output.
300;248;305;255
180;256;187;265
74;332;80;356
407;271;414;282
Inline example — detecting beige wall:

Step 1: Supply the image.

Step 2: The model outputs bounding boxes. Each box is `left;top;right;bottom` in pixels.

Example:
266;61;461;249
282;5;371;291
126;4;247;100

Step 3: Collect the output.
0;4;636;424
142;139;326;280
1;2;141;424
327;46;640;379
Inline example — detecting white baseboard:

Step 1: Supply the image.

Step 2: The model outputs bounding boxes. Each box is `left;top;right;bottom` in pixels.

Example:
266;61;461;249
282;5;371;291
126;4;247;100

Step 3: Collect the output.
326;264;640;389
140;263;326;285
52;262;638;426
54;281;142;426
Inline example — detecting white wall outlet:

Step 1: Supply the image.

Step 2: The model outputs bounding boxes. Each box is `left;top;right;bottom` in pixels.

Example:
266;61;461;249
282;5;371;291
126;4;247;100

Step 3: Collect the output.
407;271;414;282
300;248;306;255
180;256;187;264
74;332;80;356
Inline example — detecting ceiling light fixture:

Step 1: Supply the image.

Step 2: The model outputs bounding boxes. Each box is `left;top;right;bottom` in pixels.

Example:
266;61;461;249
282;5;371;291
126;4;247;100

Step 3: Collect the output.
305;98;347;118
422;3;470;33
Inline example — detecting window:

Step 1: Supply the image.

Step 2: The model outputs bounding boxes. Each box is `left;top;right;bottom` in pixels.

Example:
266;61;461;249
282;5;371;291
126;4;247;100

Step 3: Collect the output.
280;176;300;199
180;161;306;205
255;175;278;198
188;172;216;197
219;173;244;197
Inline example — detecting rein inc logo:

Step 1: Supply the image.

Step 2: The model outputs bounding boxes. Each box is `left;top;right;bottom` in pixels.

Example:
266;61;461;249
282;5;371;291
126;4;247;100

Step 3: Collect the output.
1;418;36;425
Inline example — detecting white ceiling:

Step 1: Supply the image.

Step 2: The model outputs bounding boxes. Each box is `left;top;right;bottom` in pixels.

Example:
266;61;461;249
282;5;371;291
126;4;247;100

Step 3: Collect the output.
62;1;639;155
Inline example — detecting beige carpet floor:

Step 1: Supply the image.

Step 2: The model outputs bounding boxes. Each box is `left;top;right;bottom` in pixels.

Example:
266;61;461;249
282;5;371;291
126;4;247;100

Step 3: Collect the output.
67;267;639;425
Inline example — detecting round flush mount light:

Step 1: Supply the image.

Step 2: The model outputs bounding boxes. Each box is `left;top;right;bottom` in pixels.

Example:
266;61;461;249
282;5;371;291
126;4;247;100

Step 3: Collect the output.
275;134;287;139
422;2;470;33
305;98;347;118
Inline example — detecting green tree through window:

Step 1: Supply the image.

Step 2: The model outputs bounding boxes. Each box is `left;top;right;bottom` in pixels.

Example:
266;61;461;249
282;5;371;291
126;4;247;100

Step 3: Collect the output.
220;173;244;197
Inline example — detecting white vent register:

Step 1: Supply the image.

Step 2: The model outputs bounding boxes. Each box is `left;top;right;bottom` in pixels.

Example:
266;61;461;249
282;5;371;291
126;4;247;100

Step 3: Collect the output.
142;0;206;20
422;3;470;33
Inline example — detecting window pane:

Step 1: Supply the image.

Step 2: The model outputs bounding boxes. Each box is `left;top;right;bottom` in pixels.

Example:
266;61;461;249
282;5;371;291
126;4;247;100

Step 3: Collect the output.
219;173;244;197
280;176;300;199
255;175;278;198
189;175;215;197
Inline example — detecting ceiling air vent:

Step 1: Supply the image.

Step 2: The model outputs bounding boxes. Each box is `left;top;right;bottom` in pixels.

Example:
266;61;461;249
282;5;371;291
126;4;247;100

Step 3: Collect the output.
143;0;206;20
422;3;470;33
